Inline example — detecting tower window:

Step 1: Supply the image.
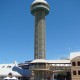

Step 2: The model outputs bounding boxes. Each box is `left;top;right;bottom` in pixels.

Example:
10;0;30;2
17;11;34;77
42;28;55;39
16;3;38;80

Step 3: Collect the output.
72;62;76;66
78;71;80;75
73;71;76;75
77;61;80;66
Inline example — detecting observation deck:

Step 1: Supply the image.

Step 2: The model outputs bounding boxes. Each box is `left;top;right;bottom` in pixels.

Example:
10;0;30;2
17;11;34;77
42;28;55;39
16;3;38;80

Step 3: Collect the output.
31;0;50;16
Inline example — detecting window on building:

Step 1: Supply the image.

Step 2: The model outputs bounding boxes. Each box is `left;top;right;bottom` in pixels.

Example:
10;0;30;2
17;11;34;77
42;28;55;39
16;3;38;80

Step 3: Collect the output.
77;61;80;66
78;71;80;75
72;62;76;66
73;71;76;75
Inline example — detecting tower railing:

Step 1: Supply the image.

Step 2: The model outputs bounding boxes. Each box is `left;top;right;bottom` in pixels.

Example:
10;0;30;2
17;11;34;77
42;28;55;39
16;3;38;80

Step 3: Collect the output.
29;63;51;71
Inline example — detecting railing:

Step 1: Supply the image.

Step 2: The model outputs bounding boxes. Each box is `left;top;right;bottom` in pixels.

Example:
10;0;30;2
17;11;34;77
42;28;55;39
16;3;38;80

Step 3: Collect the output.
29;65;50;70
49;66;71;71
29;64;71;72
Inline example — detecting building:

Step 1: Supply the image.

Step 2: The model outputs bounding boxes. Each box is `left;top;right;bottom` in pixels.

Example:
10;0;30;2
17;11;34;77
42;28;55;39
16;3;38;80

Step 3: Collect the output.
0;52;80;80
0;61;31;80
18;52;80;80
70;52;80;80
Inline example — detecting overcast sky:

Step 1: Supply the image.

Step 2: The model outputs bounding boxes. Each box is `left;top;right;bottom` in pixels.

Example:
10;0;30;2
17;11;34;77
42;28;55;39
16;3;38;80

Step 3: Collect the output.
0;0;80;63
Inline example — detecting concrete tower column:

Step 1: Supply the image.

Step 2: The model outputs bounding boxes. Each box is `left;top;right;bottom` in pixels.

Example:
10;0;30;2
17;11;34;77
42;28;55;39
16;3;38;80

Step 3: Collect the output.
34;9;46;59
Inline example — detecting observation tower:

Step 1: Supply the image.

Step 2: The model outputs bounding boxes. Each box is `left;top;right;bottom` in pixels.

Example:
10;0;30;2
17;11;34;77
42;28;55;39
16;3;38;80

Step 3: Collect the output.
30;0;52;80
31;0;49;59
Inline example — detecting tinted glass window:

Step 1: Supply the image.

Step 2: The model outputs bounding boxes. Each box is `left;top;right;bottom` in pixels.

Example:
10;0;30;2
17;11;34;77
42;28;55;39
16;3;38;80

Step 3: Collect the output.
72;62;76;66
77;61;80;66
78;71;80;75
73;71;76;75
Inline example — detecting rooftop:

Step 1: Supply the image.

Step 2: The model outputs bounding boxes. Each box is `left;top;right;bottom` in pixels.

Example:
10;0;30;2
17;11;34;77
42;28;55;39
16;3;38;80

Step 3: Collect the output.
32;0;48;5
30;59;70;64
0;62;31;77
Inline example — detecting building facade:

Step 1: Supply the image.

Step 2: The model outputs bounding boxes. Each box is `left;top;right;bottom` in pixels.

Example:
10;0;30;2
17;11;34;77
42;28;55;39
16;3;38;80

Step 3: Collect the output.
0;61;31;80
70;52;80;80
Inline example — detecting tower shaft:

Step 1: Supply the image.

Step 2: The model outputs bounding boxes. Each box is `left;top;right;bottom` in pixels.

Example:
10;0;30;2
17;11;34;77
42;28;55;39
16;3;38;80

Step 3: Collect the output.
34;10;46;59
